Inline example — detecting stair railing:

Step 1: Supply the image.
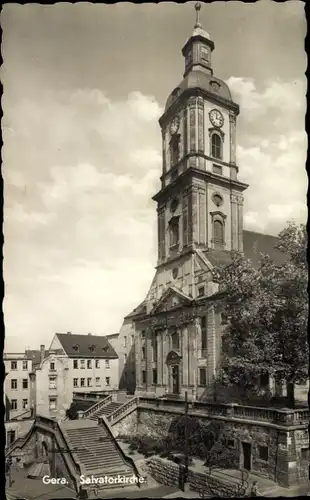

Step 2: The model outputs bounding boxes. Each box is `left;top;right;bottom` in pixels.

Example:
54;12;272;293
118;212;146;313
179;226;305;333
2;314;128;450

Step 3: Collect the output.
83;394;112;418
107;397;138;424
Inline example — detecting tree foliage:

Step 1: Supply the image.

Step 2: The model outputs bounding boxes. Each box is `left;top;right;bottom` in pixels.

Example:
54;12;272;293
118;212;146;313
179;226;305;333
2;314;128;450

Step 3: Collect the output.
217;221;308;407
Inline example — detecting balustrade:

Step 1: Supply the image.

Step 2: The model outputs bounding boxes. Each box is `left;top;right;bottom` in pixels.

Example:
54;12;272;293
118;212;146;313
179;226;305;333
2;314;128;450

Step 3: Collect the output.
83;394;112;418
135;397;309;426
108;397;138;423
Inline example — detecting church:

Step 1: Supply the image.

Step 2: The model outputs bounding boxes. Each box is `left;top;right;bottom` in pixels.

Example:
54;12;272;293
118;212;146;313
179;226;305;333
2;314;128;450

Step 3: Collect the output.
114;4;287;400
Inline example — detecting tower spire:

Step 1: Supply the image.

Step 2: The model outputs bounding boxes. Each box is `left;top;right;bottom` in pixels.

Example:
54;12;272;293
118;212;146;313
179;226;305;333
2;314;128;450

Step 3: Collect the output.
194;2;202;29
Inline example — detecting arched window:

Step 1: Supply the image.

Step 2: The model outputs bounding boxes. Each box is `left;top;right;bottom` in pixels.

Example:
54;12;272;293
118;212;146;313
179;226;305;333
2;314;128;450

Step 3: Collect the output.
213;220;224;243
211;133;222;159
169;217;180;247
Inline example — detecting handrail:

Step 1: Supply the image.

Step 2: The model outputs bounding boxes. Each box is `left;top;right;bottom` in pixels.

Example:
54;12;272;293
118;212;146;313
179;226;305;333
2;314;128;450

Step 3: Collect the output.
108;397;138;423
98;415;142;488
83;394;112;418
137;397;310;425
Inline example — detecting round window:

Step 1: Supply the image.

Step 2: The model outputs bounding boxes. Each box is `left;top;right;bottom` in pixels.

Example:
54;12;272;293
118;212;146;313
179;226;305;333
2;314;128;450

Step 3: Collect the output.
172;268;179;279
212;193;223;207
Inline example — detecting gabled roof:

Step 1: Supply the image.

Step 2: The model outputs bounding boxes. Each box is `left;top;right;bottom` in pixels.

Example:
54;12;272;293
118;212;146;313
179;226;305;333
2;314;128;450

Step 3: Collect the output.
151;286;192;315
55;333;118;359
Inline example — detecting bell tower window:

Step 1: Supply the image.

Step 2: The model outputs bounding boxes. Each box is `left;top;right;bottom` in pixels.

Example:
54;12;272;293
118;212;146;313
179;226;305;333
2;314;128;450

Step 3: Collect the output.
210;211;226;249
169;216;180;248
214;220;224;242
170;134;180;167
211;132;222;160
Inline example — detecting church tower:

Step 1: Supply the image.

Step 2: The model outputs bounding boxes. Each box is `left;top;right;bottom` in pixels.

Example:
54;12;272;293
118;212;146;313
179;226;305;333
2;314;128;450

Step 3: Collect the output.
149;3;248;306
121;4;250;399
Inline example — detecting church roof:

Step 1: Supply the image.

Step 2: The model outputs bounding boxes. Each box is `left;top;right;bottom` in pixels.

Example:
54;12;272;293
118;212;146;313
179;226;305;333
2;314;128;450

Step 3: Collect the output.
205;230;287;270
165;70;233;112
243;230;287;268
55;333;118;359
125;301;147;319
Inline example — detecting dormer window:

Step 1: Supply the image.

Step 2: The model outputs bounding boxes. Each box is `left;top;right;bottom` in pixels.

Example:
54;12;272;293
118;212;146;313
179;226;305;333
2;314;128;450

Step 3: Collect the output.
72;344;79;352
102;346;109;352
88;344;96;353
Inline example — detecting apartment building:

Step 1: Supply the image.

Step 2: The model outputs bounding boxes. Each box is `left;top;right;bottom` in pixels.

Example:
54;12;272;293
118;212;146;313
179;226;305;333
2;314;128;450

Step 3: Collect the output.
35;332;119;419
106;321;136;394
4;346;47;420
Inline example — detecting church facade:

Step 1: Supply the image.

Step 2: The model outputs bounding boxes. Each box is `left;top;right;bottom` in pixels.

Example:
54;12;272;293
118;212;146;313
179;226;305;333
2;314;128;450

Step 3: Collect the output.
118;6;285;400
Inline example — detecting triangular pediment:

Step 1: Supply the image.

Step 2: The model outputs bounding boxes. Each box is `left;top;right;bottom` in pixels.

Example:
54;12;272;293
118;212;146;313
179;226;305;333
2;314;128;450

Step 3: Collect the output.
151;286;192;314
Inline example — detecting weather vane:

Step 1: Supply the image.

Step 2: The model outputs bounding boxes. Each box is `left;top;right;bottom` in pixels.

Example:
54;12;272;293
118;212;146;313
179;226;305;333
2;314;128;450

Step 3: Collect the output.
194;2;202;28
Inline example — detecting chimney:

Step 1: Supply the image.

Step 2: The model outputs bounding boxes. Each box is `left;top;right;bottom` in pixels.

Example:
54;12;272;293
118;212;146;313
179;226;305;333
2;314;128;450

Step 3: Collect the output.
67;332;72;335
40;344;45;363
88;333;92;336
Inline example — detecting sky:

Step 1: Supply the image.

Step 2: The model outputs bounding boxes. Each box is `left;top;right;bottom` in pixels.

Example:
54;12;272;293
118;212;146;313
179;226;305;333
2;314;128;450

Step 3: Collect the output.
2;1;307;352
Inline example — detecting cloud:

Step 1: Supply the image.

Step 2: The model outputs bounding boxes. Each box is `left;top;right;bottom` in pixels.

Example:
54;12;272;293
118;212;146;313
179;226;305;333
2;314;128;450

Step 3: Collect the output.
4;88;162;349
3;76;307;351
228;76;307;234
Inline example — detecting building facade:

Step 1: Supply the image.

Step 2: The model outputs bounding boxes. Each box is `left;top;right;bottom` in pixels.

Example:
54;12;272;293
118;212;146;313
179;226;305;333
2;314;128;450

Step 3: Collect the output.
4;347;47;420
116;7;297;400
35;332;119;418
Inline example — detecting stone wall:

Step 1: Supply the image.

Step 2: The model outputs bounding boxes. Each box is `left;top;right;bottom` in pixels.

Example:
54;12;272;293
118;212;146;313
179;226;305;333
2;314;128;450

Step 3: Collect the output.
145;456;242;496
112;409;138;437
5;419;34;445
110;407;309;487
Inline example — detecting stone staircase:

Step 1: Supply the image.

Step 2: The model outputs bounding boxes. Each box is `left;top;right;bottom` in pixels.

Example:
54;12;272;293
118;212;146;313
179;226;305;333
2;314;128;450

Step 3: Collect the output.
89;401;123;421
61;419;137;492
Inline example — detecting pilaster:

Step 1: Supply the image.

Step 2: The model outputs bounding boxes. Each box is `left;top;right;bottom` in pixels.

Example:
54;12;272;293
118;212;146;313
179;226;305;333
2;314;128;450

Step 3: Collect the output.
237;196;244;252
146;328;153;392
157;331;163;385
207;305;216;383
229;111;236;165
136;330;141;389
230;193;238;251
182;325;189;387
162;329;169;386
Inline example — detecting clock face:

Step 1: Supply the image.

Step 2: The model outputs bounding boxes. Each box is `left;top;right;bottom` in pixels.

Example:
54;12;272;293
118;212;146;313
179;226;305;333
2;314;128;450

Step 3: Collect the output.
209;109;224;128
170;116;180;135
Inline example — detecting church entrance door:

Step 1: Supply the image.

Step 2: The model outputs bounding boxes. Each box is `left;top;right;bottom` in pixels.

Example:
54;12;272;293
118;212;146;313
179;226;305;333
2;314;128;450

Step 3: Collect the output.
172;365;180;394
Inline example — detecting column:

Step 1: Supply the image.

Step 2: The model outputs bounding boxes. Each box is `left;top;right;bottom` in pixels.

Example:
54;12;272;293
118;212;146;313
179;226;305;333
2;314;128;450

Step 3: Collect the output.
207;305;216;384
230;194;238;251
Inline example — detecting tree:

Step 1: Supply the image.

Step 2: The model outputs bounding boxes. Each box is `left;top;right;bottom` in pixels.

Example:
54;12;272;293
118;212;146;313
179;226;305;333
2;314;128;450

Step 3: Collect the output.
217;221;308;408
166;416;248;497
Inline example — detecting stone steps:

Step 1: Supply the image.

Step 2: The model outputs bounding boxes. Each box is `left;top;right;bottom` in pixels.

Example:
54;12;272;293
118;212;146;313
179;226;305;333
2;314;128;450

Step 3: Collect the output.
89;402;123;420
62;421;136;489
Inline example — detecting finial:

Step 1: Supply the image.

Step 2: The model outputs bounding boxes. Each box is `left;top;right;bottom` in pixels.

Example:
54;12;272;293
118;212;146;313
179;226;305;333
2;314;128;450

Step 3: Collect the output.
194;2;202;28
